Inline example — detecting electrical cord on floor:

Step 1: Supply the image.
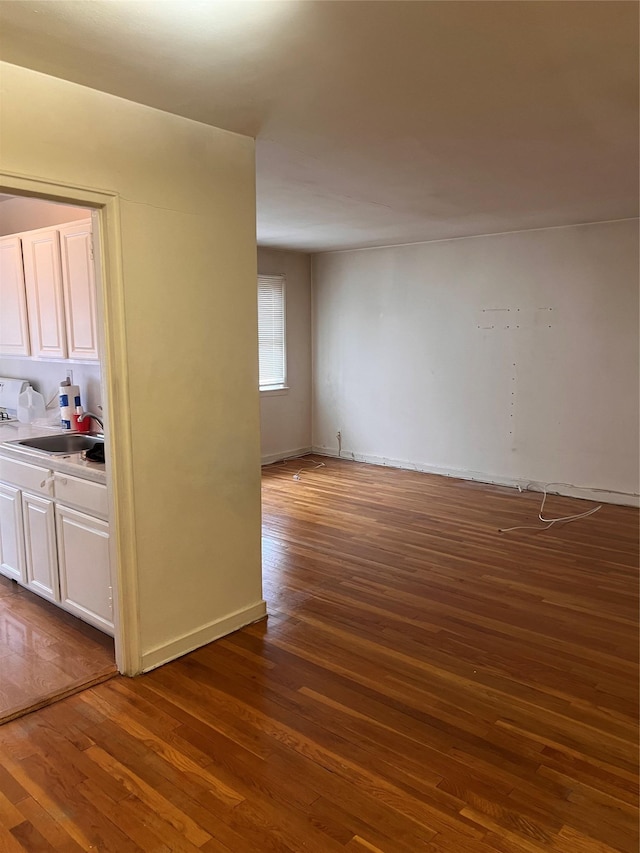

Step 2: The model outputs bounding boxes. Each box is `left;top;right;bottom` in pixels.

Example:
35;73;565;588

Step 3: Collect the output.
270;456;326;481
291;459;326;481
499;482;602;533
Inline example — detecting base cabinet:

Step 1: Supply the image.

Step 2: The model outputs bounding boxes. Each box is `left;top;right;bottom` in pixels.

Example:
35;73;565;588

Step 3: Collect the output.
0;456;112;635
22;493;59;603
0;483;26;582
56;505;112;632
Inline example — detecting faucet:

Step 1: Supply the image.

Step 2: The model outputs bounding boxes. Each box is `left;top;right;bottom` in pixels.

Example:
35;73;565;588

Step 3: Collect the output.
77;411;104;431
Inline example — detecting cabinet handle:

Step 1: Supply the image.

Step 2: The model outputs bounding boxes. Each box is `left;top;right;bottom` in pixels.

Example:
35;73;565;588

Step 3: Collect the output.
40;476;55;490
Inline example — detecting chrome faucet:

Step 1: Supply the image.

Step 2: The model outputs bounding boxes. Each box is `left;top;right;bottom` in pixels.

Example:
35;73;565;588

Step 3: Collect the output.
77;411;104;431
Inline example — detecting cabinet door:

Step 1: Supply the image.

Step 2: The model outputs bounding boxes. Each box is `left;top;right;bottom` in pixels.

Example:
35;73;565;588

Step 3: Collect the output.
58;220;99;361
0;236;30;356
22;493;59;602
0;484;26;582
21;228;67;359
56;505;113;634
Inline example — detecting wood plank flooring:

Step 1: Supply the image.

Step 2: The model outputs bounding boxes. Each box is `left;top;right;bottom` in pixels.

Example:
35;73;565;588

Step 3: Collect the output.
0;456;637;852
0;575;116;725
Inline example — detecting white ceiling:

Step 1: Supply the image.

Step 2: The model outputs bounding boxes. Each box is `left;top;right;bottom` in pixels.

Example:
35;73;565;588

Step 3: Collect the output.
0;1;637;252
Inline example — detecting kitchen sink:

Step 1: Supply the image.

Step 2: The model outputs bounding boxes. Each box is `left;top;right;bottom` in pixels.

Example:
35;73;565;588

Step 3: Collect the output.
8;433;104;455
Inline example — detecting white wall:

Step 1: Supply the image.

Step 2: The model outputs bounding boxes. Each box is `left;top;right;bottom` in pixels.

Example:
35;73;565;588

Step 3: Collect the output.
0;358;102;419
0;197;88;235
312;219;639;503
258;247;312;462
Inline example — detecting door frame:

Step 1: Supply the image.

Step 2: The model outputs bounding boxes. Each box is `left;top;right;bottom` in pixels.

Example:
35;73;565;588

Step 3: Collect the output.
0;170;141;675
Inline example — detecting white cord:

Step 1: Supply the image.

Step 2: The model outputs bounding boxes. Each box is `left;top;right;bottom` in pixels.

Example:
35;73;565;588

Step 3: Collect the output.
45;391;59;410
269;456;326;481
292;459;326;481
499;482;602;533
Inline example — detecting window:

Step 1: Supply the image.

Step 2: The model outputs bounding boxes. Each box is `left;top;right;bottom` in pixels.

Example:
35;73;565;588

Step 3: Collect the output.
258;274;287;390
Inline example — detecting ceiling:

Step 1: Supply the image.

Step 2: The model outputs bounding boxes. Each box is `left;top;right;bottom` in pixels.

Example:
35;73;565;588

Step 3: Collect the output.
0;1;637;252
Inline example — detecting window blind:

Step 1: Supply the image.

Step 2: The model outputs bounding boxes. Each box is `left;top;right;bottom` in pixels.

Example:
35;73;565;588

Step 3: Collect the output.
258;274;286;389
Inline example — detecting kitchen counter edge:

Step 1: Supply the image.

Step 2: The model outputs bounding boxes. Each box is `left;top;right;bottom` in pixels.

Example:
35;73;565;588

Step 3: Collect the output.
0;425;107;485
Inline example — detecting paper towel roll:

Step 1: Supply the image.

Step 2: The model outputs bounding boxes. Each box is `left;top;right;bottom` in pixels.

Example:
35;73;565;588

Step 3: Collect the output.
59;384;81;430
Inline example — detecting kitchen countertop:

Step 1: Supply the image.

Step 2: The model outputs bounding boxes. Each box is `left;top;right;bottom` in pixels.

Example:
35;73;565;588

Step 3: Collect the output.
0;421;107;485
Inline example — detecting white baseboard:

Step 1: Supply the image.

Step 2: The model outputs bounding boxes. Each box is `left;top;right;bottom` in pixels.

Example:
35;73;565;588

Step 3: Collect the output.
261;446;312;466
141;600;267;673
311;445;639;508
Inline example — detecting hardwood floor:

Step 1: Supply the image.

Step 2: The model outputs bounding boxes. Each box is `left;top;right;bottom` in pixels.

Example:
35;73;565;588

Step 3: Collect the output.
0;456;637;852
0;575;116;725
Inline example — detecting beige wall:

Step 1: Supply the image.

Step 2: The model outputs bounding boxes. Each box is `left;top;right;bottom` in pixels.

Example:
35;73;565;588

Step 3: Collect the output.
258;247;312;462
0;62;264;671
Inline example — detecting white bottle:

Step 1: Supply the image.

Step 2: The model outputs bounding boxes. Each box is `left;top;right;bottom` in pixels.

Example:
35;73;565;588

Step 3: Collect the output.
17;385;46;424
59;377;81;430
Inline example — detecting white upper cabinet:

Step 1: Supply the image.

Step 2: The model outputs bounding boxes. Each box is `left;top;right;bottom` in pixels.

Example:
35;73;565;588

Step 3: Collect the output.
0;235;31;356
0;219;99;361
21;227;67;359
59;220;99;361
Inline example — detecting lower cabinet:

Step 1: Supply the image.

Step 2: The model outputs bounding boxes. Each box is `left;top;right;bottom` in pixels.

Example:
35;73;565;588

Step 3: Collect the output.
0;459;112;635
22;492;59;603
0;483;25;582
56;505;112;633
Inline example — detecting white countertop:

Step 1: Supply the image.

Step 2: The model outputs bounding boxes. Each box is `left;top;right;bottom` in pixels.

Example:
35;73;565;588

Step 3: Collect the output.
0;421;107;484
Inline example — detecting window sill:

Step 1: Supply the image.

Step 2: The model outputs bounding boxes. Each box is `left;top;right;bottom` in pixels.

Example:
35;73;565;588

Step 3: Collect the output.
260;386;289;397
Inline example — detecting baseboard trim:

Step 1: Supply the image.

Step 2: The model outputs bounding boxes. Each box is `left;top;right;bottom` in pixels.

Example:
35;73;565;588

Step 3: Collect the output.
311;446;639;508
141;600;267;673
261;447;313;466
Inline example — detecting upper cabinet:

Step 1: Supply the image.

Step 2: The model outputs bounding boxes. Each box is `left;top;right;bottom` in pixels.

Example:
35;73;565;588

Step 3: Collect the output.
21;228;67;359
0;219;99;361
0;236;31;356
59;221;99;361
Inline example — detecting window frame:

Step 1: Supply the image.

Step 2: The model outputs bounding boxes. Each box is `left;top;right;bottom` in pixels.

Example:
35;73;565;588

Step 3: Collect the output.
257;273;288;393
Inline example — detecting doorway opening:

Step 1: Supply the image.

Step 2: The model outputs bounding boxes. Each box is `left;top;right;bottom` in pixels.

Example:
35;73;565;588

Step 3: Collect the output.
0;193;117;723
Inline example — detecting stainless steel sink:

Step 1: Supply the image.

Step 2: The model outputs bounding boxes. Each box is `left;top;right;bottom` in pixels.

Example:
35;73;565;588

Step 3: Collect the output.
9;433;104;455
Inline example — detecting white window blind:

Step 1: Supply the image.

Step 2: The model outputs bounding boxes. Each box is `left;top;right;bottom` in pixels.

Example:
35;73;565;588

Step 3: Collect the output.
258;274;286;389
